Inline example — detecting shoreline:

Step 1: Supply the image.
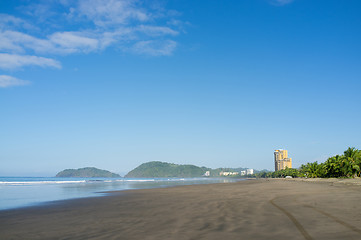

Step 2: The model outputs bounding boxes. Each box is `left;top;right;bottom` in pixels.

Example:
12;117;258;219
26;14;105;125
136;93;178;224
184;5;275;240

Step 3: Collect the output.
0;179;246;213
1;178;361;240
0;177;240;211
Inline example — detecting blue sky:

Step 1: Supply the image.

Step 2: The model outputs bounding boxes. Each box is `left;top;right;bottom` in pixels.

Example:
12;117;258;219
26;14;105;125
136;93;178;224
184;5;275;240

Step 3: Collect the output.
1;0;361;176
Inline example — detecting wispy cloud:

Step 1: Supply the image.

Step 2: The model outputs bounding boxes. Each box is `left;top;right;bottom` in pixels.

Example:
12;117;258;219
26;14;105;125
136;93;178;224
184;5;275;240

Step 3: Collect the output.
77;0;149;27
132;40;177;56
0;53;61;70
0;14;35;31
0;75;30;88
49;31;100;54
136;25;179;37
269;0;294;6
0;30;54;54
0;0;184;81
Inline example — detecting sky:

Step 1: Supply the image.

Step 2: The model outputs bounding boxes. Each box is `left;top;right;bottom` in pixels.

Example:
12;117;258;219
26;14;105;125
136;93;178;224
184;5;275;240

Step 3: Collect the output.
1;0;361;176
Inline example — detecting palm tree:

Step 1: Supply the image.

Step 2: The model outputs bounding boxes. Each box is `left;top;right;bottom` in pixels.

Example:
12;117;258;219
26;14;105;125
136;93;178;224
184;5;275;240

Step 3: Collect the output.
324;155;343;178
300;162;324;178
343;147;361;177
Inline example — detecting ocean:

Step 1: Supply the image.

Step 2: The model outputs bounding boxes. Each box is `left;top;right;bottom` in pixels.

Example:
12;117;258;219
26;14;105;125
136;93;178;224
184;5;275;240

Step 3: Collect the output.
0;177;240;210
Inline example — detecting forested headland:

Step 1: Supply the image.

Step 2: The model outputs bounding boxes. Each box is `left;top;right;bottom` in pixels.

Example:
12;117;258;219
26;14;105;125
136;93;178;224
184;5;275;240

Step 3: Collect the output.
56;167;120;178
125;161;253;178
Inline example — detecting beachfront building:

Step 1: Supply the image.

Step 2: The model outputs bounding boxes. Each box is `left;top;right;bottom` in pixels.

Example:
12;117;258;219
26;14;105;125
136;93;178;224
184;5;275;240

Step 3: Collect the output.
240;169;253;176
274;149;292;171
220;171;239;176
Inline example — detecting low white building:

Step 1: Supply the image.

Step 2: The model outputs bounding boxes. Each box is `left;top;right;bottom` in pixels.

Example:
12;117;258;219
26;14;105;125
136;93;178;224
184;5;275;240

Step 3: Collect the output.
246;169;254;175
220;171;239;176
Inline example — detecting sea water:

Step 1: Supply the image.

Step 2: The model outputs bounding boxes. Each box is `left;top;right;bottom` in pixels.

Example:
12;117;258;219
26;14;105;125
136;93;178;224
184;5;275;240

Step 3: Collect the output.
0;177;240;210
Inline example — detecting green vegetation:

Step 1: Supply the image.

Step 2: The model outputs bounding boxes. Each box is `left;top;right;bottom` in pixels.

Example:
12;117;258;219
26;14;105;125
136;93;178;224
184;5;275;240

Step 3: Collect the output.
125;161;210;178
56;167;120;178
255;167;302;178
125;161;256;178
255;147;361;178
300;147;361;178
125;161;257;178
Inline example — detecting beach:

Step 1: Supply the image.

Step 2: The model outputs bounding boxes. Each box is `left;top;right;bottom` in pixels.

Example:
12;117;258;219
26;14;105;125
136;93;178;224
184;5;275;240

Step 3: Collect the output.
1;179;361;240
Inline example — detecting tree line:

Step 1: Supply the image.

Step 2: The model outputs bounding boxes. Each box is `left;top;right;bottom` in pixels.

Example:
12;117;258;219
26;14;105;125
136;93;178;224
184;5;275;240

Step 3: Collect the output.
255;147;361;178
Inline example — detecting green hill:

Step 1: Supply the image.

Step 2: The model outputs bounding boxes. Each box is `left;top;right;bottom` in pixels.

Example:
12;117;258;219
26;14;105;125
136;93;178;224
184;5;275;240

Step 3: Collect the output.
56;167;120;178
125;161;210;178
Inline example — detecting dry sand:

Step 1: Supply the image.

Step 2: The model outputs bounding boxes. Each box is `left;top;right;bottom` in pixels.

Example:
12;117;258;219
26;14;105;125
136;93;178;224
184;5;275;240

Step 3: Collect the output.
1;178;361;240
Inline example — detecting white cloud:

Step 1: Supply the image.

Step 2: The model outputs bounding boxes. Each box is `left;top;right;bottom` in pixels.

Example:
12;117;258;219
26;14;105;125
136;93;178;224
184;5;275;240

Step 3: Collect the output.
0;30;54;54
0;0;182;72
77;0;149;27
136;25;179;37
270;0;294;6
0;26;179;57
0;14;35;31
0;53;61;70
49;32;100;53
0;75;30;88
132;40;177;56
0;30;100;55
0;31;25;53
99;28;135;48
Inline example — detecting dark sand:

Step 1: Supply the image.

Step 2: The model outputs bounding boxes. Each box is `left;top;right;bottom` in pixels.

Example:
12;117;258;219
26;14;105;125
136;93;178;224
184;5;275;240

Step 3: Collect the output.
1;178;361;240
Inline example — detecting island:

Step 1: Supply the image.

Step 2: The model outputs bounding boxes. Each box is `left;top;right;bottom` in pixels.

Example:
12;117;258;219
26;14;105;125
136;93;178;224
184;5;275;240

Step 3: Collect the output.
56;167;120;178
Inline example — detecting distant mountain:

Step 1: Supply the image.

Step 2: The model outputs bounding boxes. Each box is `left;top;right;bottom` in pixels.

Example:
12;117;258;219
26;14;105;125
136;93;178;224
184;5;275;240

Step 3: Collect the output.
56;167;120;178
125;161;210;178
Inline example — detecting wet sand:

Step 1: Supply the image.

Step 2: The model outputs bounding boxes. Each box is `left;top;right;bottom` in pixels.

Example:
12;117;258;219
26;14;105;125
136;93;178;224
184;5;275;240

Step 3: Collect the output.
1;178;361;240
